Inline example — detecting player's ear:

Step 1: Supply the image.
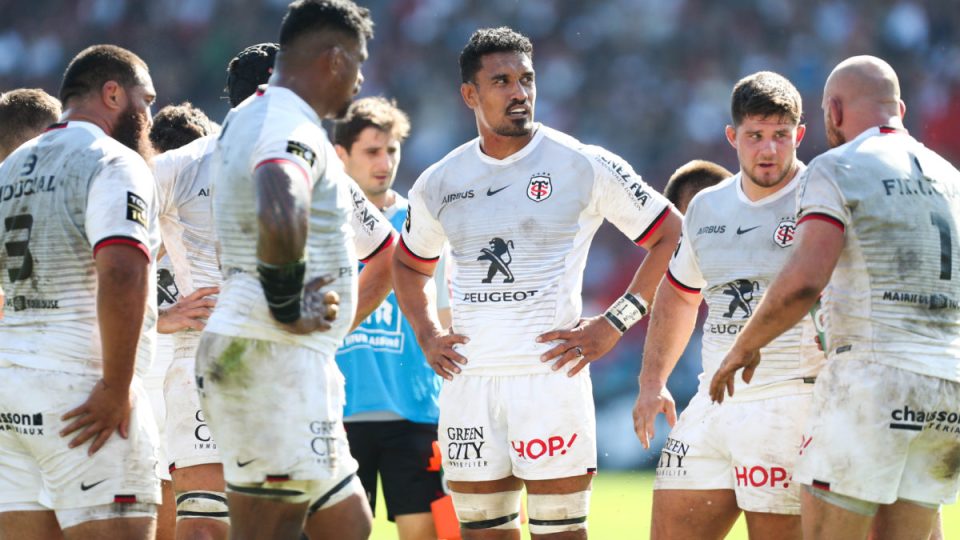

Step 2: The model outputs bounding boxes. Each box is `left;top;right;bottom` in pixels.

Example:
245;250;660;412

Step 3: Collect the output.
100;80;124;111
828;97;843;129
899;99;906;120
461;82;477;110
724;125;737;149
795;124;807;147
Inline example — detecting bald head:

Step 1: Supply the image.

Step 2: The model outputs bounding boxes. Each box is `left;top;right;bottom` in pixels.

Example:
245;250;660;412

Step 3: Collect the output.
822;55;905;147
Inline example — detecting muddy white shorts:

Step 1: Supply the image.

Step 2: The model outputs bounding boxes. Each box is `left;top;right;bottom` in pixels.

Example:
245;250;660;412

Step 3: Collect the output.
145;333;174;481
195;332;358;503
164;333;219;473
654;384;814;515
0;365;162;510
795;357;960;505
438;370;597;482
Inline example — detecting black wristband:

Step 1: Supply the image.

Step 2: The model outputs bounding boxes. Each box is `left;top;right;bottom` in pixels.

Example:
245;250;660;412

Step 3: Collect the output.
257;259;306;324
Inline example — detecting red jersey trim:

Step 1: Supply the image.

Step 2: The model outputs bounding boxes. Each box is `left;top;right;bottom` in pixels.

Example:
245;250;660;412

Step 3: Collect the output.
879;125;907;135
634;207;670;246
666;269;700;294
93;236;150;262
359;232;395;264
255;158;311;187
399;236;439;263
798;212;845;232
44;122;68;132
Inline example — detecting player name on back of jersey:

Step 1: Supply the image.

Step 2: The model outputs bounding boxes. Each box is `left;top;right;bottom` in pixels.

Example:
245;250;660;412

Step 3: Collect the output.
0;172;57;202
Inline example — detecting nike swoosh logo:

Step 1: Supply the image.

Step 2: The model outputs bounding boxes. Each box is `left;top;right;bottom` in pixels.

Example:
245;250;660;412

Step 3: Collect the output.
487;186;509;196
80;479;107;491
236;458;257;468
736;226;761;235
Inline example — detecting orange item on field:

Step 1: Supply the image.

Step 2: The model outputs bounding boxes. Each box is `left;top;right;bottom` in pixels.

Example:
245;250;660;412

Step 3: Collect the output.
432;495;461;540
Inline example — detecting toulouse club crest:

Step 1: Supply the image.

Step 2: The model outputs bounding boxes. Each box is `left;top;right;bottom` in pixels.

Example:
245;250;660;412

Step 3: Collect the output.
527;173;552;202
773;217;796;247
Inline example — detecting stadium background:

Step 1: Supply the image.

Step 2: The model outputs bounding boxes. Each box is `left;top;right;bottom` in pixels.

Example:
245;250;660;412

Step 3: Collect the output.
2;0;960;536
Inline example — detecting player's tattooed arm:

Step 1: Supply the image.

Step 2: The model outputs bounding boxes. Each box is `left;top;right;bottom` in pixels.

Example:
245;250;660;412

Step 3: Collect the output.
710;219;844;403
254;161;339;334
62;244;149;455
393;246;468;380
538;209;682;376
633;277;701;448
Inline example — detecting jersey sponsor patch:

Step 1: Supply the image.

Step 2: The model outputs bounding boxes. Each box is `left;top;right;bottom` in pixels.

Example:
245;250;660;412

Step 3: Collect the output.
285;140;316;167
126;191;147;227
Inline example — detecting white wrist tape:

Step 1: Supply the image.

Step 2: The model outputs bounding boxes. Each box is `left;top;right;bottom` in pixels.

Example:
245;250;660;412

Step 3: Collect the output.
603;292;647;334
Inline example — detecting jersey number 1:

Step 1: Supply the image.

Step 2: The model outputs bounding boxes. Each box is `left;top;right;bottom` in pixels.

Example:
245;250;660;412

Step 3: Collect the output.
931;211;952;281
4;213;34;282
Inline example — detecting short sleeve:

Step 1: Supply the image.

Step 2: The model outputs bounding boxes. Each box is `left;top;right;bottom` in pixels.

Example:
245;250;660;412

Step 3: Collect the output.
399;172;446;262
587;146;674;245
252;123;327;190
666;215;706;294
86;154;156;260
342;179;395;262
796;155;848;231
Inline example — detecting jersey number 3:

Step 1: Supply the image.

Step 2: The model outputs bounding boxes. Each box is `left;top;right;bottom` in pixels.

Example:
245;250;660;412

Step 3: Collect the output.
4;213;34;282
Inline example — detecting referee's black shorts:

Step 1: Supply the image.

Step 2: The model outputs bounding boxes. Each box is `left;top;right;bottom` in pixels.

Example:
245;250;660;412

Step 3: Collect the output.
345;420;445;521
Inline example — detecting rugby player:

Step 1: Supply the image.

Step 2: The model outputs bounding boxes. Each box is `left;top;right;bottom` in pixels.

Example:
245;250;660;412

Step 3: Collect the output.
393;26;680;539
0;88;61;162
196;2;389;538
634;72;821;540
0;44;161;539
662;159;732;214
711;56;960;540
334;96;448;540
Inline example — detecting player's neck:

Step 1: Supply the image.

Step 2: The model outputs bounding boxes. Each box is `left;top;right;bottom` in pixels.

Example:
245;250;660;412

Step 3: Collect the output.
60;110;112;136
366;189;396;211
740;162;799;202
478;129;535;160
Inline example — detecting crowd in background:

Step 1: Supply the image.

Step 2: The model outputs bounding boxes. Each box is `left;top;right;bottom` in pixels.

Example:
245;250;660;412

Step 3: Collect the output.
2;0;958;468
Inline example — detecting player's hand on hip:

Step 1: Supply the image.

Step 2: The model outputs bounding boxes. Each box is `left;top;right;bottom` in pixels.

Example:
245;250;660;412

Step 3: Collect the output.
280;275;340;335
537;316;621;377
709;346;761;404
157;286;219;334
633;385;677;449
422;329;469;381
60;379;133;456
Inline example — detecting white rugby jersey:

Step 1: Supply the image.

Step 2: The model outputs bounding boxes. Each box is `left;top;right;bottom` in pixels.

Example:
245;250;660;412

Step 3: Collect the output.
207;86;392;353
155;131;392;354
401;124;672;374
0;121;159;376
797;126;960;382
667;169;824;399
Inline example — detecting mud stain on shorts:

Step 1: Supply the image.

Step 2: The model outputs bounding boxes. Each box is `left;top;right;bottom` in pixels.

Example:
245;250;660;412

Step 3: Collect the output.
932;445;960;481
210;338;250;384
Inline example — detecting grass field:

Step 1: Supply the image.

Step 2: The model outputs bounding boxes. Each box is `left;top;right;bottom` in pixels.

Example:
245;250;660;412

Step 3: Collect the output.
369;471;960;539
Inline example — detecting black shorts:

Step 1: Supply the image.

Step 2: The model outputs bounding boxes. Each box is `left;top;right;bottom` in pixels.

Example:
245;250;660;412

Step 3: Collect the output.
344;420;445;521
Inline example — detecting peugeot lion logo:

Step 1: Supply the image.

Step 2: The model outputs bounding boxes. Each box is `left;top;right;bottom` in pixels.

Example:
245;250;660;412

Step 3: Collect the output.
478;237;515;284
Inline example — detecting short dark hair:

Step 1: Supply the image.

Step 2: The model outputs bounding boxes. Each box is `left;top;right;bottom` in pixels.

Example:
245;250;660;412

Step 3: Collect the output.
664;160;732;213
0;89;61;159
459;27;533;84
149;102;215;153
59;44;148;105
730;71;802;127
279;0;374;48
225;43;279;107
332;97;410;150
